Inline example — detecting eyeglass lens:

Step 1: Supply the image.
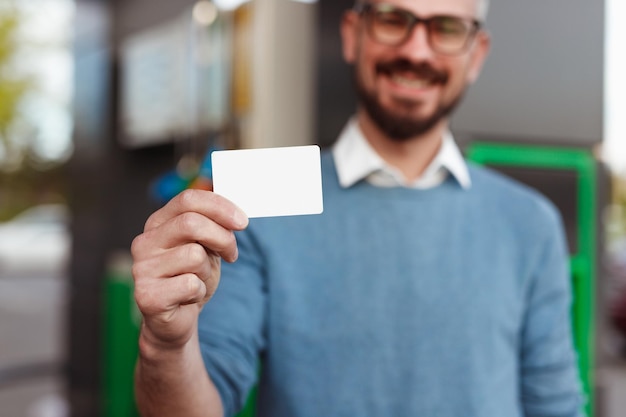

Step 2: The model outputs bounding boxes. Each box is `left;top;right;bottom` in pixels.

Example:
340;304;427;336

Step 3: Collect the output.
365;4;477;54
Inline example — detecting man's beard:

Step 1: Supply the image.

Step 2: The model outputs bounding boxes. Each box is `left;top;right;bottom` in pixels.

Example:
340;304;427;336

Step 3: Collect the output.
354;59;466;141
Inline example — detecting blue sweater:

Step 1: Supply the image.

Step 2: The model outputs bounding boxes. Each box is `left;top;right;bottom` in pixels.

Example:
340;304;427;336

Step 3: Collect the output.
199;151;584;417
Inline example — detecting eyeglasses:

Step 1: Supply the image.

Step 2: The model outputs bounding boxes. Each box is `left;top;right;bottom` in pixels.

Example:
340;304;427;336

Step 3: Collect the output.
355;2;482;55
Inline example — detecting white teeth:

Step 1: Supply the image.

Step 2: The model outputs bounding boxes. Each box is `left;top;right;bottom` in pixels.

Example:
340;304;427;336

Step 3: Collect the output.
391;74;432;88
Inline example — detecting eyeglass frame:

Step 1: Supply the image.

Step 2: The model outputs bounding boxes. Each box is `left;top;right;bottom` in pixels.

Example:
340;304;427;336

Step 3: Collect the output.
353;2;483;55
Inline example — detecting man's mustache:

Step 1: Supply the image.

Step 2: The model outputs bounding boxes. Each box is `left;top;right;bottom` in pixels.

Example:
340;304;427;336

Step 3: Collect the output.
375;59;448;84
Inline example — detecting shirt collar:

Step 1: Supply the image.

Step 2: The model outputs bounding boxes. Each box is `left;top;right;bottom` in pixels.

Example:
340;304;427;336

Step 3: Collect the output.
332;118;471;189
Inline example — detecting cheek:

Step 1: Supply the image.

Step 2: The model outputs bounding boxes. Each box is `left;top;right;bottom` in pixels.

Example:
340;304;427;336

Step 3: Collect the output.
354;40;393;84
355;51;378;87
443;62;472;96
356;44;395;89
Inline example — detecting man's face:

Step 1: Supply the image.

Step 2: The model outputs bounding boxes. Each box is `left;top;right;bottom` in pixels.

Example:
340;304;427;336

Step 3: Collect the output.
341;0;490;140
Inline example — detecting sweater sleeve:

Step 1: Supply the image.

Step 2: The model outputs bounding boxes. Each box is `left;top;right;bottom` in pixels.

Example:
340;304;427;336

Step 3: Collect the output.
519;205;585;417
198;226;267;417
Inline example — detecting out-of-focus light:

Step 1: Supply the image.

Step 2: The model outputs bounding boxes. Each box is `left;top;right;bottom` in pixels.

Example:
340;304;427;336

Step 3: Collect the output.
213;0;250;11
604;0;626;174
193;0;218;26
290;0;318;3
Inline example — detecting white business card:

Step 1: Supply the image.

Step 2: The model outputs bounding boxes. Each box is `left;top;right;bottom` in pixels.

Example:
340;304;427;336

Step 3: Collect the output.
211;145;324;218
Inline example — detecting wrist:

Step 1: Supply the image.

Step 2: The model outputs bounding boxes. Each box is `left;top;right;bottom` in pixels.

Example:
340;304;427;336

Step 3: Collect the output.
138;322;198;364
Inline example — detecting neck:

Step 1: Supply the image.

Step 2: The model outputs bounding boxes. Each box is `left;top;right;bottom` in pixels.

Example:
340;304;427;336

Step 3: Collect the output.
357;111;448;183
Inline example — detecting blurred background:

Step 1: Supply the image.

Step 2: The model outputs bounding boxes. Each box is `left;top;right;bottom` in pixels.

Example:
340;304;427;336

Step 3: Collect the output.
0;0;625;416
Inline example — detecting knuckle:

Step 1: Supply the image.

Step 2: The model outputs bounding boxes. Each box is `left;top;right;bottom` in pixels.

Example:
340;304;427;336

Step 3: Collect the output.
184;274;203;296
131;261;148;282
177;189;200;208
185;244;208;269
130;234;146;258
143;212;159;231
134;282;157;314
177;212;202;234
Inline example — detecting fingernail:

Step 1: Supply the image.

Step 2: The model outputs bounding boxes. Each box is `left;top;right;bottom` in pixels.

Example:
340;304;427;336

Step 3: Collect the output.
233;208;249;228
232;246;239;262
225;246;239;263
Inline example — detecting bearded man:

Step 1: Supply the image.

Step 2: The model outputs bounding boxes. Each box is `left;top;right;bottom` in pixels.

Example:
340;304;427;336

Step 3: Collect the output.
131;1;585;416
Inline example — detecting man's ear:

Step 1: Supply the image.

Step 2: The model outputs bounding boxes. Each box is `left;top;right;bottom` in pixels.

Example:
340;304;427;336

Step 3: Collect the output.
467;30;491;84
340;11;359;64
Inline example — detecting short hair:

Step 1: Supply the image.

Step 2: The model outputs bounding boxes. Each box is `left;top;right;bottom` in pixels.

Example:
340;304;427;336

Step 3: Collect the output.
477;0;490;21
353;0;490;22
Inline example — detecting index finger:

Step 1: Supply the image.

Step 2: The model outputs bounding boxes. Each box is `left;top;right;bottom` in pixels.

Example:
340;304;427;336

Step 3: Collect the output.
145;189;249;232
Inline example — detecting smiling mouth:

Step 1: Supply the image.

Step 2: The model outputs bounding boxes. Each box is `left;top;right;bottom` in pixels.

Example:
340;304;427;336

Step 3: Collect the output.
377;60;448;89
390;73;436;89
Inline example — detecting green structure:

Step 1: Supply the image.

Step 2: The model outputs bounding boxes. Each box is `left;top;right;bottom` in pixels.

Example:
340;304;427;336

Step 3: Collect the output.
103;255;141;417
466;141;597;417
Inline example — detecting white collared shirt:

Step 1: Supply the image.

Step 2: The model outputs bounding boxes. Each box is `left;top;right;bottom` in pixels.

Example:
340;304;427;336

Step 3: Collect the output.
331;118;471;190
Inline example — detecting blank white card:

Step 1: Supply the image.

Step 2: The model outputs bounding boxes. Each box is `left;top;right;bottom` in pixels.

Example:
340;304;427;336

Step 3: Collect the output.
211;145;324;218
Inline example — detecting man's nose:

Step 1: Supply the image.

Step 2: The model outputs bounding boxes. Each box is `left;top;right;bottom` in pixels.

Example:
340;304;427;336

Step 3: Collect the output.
397;23;436;61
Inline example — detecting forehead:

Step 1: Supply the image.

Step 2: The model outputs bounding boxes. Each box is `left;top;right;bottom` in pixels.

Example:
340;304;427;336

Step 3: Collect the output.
371;0;479;17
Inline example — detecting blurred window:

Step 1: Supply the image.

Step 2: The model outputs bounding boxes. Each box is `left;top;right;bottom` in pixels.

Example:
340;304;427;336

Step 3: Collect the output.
0;0;74;169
